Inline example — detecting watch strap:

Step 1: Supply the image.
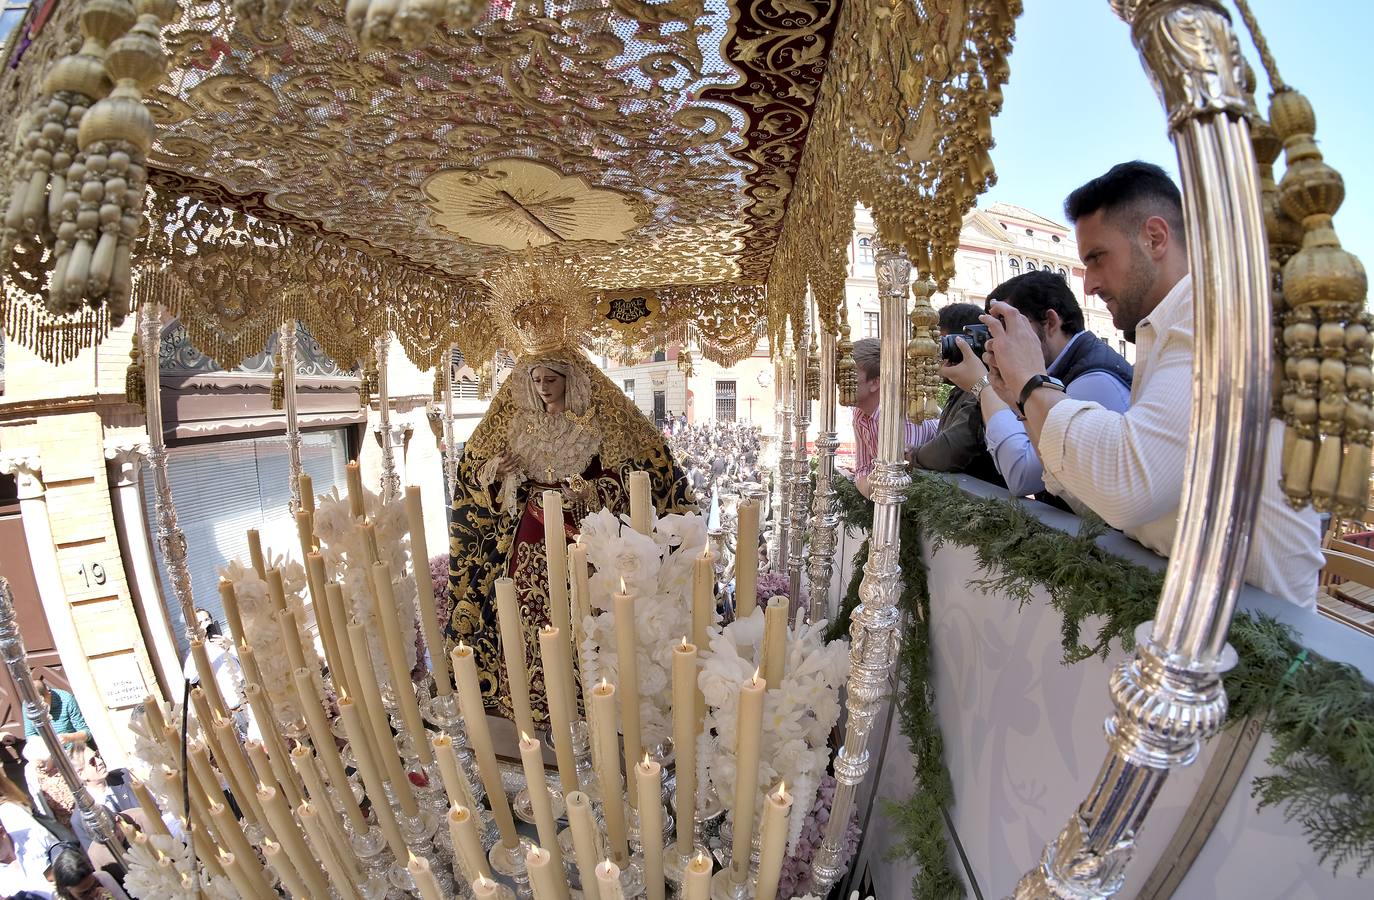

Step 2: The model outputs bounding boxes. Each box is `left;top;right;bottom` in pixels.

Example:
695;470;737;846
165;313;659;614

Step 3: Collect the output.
1016;374;1065;417
969;375;990;402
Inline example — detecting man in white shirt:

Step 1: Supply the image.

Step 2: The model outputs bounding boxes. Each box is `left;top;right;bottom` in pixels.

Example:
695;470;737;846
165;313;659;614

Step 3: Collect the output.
979;161;1321;608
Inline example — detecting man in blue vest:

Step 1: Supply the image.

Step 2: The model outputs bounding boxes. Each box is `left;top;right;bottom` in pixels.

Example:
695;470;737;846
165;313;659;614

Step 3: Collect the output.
942;269;1133;501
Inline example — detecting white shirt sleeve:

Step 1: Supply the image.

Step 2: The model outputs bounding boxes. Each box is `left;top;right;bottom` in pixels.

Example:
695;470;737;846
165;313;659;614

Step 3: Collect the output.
1038;322;1191;531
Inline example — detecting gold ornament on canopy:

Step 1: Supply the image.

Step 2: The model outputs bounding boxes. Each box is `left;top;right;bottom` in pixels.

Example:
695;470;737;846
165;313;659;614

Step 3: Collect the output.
906;276;941;422
836;305;857;408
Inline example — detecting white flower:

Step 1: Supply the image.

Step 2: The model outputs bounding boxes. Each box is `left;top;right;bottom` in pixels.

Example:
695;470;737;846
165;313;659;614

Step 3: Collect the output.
654;512;708;554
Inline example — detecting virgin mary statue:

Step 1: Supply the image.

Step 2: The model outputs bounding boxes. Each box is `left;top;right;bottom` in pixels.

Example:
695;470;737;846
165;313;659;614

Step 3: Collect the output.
446;279;694;726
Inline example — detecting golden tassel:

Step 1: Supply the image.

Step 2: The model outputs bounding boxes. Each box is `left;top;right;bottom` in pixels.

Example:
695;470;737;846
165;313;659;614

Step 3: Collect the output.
677;349;694;378
1271;87;1370;513
433;364;444;402
125;328;144;408
836;309;857;407
906;277;941;421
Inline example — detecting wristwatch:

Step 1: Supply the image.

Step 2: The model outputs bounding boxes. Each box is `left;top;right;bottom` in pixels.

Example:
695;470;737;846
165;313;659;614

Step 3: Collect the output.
1016;374;1066;418
969;375;990;402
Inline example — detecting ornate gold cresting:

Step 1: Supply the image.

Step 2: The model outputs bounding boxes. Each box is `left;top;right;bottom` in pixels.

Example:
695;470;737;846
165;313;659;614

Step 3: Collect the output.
1230;0;1373;516
482;255;596;357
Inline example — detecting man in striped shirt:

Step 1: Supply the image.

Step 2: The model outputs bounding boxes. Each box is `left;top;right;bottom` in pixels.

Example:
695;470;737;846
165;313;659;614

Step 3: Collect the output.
849;338;938;498
979;161;1320;608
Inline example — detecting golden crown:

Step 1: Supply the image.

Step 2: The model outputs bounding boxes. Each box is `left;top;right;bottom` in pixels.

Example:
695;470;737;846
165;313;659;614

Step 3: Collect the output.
482;255;597;356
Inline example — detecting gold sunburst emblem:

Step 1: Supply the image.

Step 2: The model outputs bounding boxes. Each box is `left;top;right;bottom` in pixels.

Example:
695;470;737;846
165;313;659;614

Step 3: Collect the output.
424;159;647;250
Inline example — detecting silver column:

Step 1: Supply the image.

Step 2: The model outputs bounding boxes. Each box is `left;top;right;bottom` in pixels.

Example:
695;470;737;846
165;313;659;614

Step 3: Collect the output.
375;335;401;503
787;318;811;616
812;240;911;890
776;353;794;571
807;319;839;624
142;304;200;644
0;578;124;865
441;344;459;501
1014;2;1265;896
281;319;303;514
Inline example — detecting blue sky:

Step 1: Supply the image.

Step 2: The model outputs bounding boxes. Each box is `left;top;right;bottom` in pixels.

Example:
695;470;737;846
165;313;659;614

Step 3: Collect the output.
981;0;1374;272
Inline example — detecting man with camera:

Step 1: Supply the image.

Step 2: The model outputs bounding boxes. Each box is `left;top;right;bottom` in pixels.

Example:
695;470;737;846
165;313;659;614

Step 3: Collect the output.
909;303;1006;484
977;161;1320;608
942;269;1132;501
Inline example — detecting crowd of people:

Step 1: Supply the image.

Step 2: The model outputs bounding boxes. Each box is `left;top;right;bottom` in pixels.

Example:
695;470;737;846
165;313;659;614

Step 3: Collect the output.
667;420;766;508
848;160;1322;609
3;679;134;899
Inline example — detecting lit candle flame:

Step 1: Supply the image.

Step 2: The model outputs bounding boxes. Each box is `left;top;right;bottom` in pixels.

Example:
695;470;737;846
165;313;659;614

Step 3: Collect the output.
457;640;467;651
693;850;708;867
520;730;531;743
752;666;761;684
599;677;610;690
619;575;627;593
476;875;495;889
643;751;652;766
680;636;688;649
775;780;787;799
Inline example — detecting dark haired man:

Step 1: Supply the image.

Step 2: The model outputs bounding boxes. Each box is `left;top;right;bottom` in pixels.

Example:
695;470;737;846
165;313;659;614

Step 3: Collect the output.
980;161;1320;607
848;336;938;497
942;270;1132;498
910;303;1006;484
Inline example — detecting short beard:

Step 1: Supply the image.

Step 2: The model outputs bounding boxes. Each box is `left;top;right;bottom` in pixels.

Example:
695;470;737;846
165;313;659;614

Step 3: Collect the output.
1114;243;1157;334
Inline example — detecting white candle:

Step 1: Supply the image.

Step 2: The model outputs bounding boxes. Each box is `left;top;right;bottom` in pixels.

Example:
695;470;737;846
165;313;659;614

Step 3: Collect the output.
247;528;266;578
755;781;793;900
569;541;594;714
542;489;573;641
636;756;665;900
597;859;626;900
612;578;642;809
494;577;538;740
337;698;408;860
691;549;714;652
735;499;760;618
728;670;766;885
539;625;579;794
761;596;788;689
369;561;433;766
518;732;565;874
449;804;492;881
526;845;568;900
472;875;500;898
590;679;629;864
685;851;712;900
299;473;314;517
671;638;698;857
408;853;444;900
451;643;521;850
345;460;365;518
628;470;652;535
405;485;452;697
431;733;476;811
565;791;603;900
346;619;419;817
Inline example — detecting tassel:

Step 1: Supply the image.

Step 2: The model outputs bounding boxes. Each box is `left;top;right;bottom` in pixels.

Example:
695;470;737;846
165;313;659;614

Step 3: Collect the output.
806;330;820;402
836;309;857;407
125;329;144;408
433;365;444;402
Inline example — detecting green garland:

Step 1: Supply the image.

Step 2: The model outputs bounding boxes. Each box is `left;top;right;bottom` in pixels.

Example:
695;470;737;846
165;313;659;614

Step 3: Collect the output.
828;473;1374;896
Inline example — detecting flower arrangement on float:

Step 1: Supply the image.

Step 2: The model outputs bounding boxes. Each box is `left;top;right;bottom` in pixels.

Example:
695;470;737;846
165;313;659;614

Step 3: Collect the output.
698;610;849;855
576;506;708;749
122;827;236;900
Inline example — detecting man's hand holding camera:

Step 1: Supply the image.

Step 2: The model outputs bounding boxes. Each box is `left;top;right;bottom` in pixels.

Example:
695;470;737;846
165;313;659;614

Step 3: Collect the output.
981;300;1065;445
940;333;990;392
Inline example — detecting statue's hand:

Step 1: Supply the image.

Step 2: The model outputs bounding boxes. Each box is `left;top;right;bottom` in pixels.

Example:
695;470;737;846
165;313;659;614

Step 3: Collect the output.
492;455;519;479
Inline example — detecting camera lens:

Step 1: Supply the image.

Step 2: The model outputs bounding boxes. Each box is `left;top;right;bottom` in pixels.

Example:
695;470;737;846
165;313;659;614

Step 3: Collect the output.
939;333;964;365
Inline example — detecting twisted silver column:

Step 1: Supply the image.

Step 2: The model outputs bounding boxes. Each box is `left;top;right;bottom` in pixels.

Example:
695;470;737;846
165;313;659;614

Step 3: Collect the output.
141;305;200;645
441;344;459;501
776;354;794;572
282;319;303;514
0;578;124;865
812;240;911;891
375;336;401;503
1014;2;1265;896
788;320;812;617
807;321;839;624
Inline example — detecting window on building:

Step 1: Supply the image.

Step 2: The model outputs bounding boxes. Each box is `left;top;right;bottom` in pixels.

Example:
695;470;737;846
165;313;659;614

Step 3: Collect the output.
1025;228;1034;236
454;377;478;399
862;311;880;338
1119;340;1128;356
143;429;350;653
652;350;666;363
1009;258;1021;276
1052;234;1062;243
856;236;874;264
715;380;737;421
1058;267;1068;279
623;379;635;402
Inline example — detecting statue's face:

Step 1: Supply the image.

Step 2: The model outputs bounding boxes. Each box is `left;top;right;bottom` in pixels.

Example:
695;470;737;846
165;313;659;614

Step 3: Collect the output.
531;366;567;407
